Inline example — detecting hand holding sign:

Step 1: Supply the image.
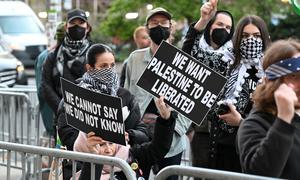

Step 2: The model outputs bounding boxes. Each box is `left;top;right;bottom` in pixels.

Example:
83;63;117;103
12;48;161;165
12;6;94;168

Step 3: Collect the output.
137;41;227;125
87;132;104;154
61;78;126;145
155;96;171;120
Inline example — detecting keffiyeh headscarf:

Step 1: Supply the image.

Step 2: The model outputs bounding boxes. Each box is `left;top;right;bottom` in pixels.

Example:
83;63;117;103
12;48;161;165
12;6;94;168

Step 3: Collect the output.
55;36;90;78
79;66;119;96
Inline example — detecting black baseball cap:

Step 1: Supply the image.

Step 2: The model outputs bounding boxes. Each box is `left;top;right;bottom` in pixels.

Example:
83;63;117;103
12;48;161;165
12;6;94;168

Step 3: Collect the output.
67;9;88;22
146;7;172;23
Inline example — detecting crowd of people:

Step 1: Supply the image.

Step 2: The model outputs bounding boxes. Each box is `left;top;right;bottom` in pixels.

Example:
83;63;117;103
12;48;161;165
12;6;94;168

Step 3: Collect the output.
36;0;300;179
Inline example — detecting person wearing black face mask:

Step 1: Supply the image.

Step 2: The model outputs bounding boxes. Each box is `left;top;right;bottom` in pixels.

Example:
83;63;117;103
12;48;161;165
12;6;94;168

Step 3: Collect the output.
181;0;238;175
41;8;93;179
148;24;171;45
42;8;92;115
211;28;230;47
67;25;87;41
211;15;271;173
124;7;191;180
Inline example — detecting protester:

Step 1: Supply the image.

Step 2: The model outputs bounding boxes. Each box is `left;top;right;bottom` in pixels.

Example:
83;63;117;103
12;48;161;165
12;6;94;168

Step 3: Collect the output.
74;95;175;180
57;43;149;179
237;39;300;179
209;15;271;172
124;7;191;180
35;22;65;137
41;8;92;116
58;43;149;150
181;0;234;170
133;26;151;49
41;8;93;180
119;26;150;87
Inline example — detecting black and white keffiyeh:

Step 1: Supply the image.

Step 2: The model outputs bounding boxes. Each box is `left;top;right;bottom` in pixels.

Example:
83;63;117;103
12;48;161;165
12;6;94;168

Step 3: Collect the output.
217;49;264;133
222;56;264;105
79;67;119;96
240;37;263;60
191;35;235;76
55;36;90;77
62;36;90;58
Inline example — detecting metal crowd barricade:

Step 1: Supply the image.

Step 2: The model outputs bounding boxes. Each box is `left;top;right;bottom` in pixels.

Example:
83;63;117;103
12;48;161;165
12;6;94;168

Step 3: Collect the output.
155;165;281;180
0;85;49;146
0;85;53;178
0;141;136;180
0;85;40;146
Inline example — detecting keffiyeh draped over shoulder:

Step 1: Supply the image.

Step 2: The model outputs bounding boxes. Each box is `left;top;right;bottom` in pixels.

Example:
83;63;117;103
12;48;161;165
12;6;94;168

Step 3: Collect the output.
191;35;235;76
222;55;264;105
55;36;90;78
218;53;264;133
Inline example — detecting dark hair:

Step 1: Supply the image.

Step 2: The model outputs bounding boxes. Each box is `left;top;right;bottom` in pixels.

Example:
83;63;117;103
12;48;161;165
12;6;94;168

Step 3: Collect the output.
232;15;271;69
86;23;93;38
203;10;234;47
86;43;113;68
252;39;300;114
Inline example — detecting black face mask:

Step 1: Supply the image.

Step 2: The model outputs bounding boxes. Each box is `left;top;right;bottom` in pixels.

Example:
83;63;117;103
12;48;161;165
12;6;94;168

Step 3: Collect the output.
149;25;170;45
211;28;229;46
67;25;86;41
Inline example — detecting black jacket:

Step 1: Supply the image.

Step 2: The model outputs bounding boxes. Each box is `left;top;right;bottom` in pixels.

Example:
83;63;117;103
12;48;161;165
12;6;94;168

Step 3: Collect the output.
57;87;149;151
237;109;300;179
182;23;241;172
79;113;176;180
41;43;92;115
182;23;202;55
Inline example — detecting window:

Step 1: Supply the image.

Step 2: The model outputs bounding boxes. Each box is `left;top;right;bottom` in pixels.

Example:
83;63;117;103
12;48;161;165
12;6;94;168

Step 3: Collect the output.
0;16;42;34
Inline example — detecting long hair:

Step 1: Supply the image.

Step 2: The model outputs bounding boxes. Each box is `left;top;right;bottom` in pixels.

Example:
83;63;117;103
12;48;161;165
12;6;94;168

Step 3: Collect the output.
203;10;234;47
232;15;271;69
252;39;300;114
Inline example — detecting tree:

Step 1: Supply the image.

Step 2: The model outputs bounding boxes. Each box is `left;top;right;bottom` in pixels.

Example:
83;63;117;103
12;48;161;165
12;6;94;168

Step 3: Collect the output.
97;0;294;42
98;0;200;41
269;12;300;40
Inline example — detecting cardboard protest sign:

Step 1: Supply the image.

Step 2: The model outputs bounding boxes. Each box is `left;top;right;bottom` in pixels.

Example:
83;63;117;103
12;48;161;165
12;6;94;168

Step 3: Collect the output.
60;78;126;145
137;41;227;125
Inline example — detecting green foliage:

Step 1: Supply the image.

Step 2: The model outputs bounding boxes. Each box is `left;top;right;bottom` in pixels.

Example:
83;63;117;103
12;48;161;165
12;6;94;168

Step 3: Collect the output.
96;0;298;48
218;0;289;26
98;0;200;41
269;12;300;40
99;0;148;41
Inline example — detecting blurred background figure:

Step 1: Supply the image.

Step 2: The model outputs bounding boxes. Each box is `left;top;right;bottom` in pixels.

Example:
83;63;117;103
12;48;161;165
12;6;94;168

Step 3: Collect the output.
119;26;150;87
133;26;151;49
35;21;65;137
